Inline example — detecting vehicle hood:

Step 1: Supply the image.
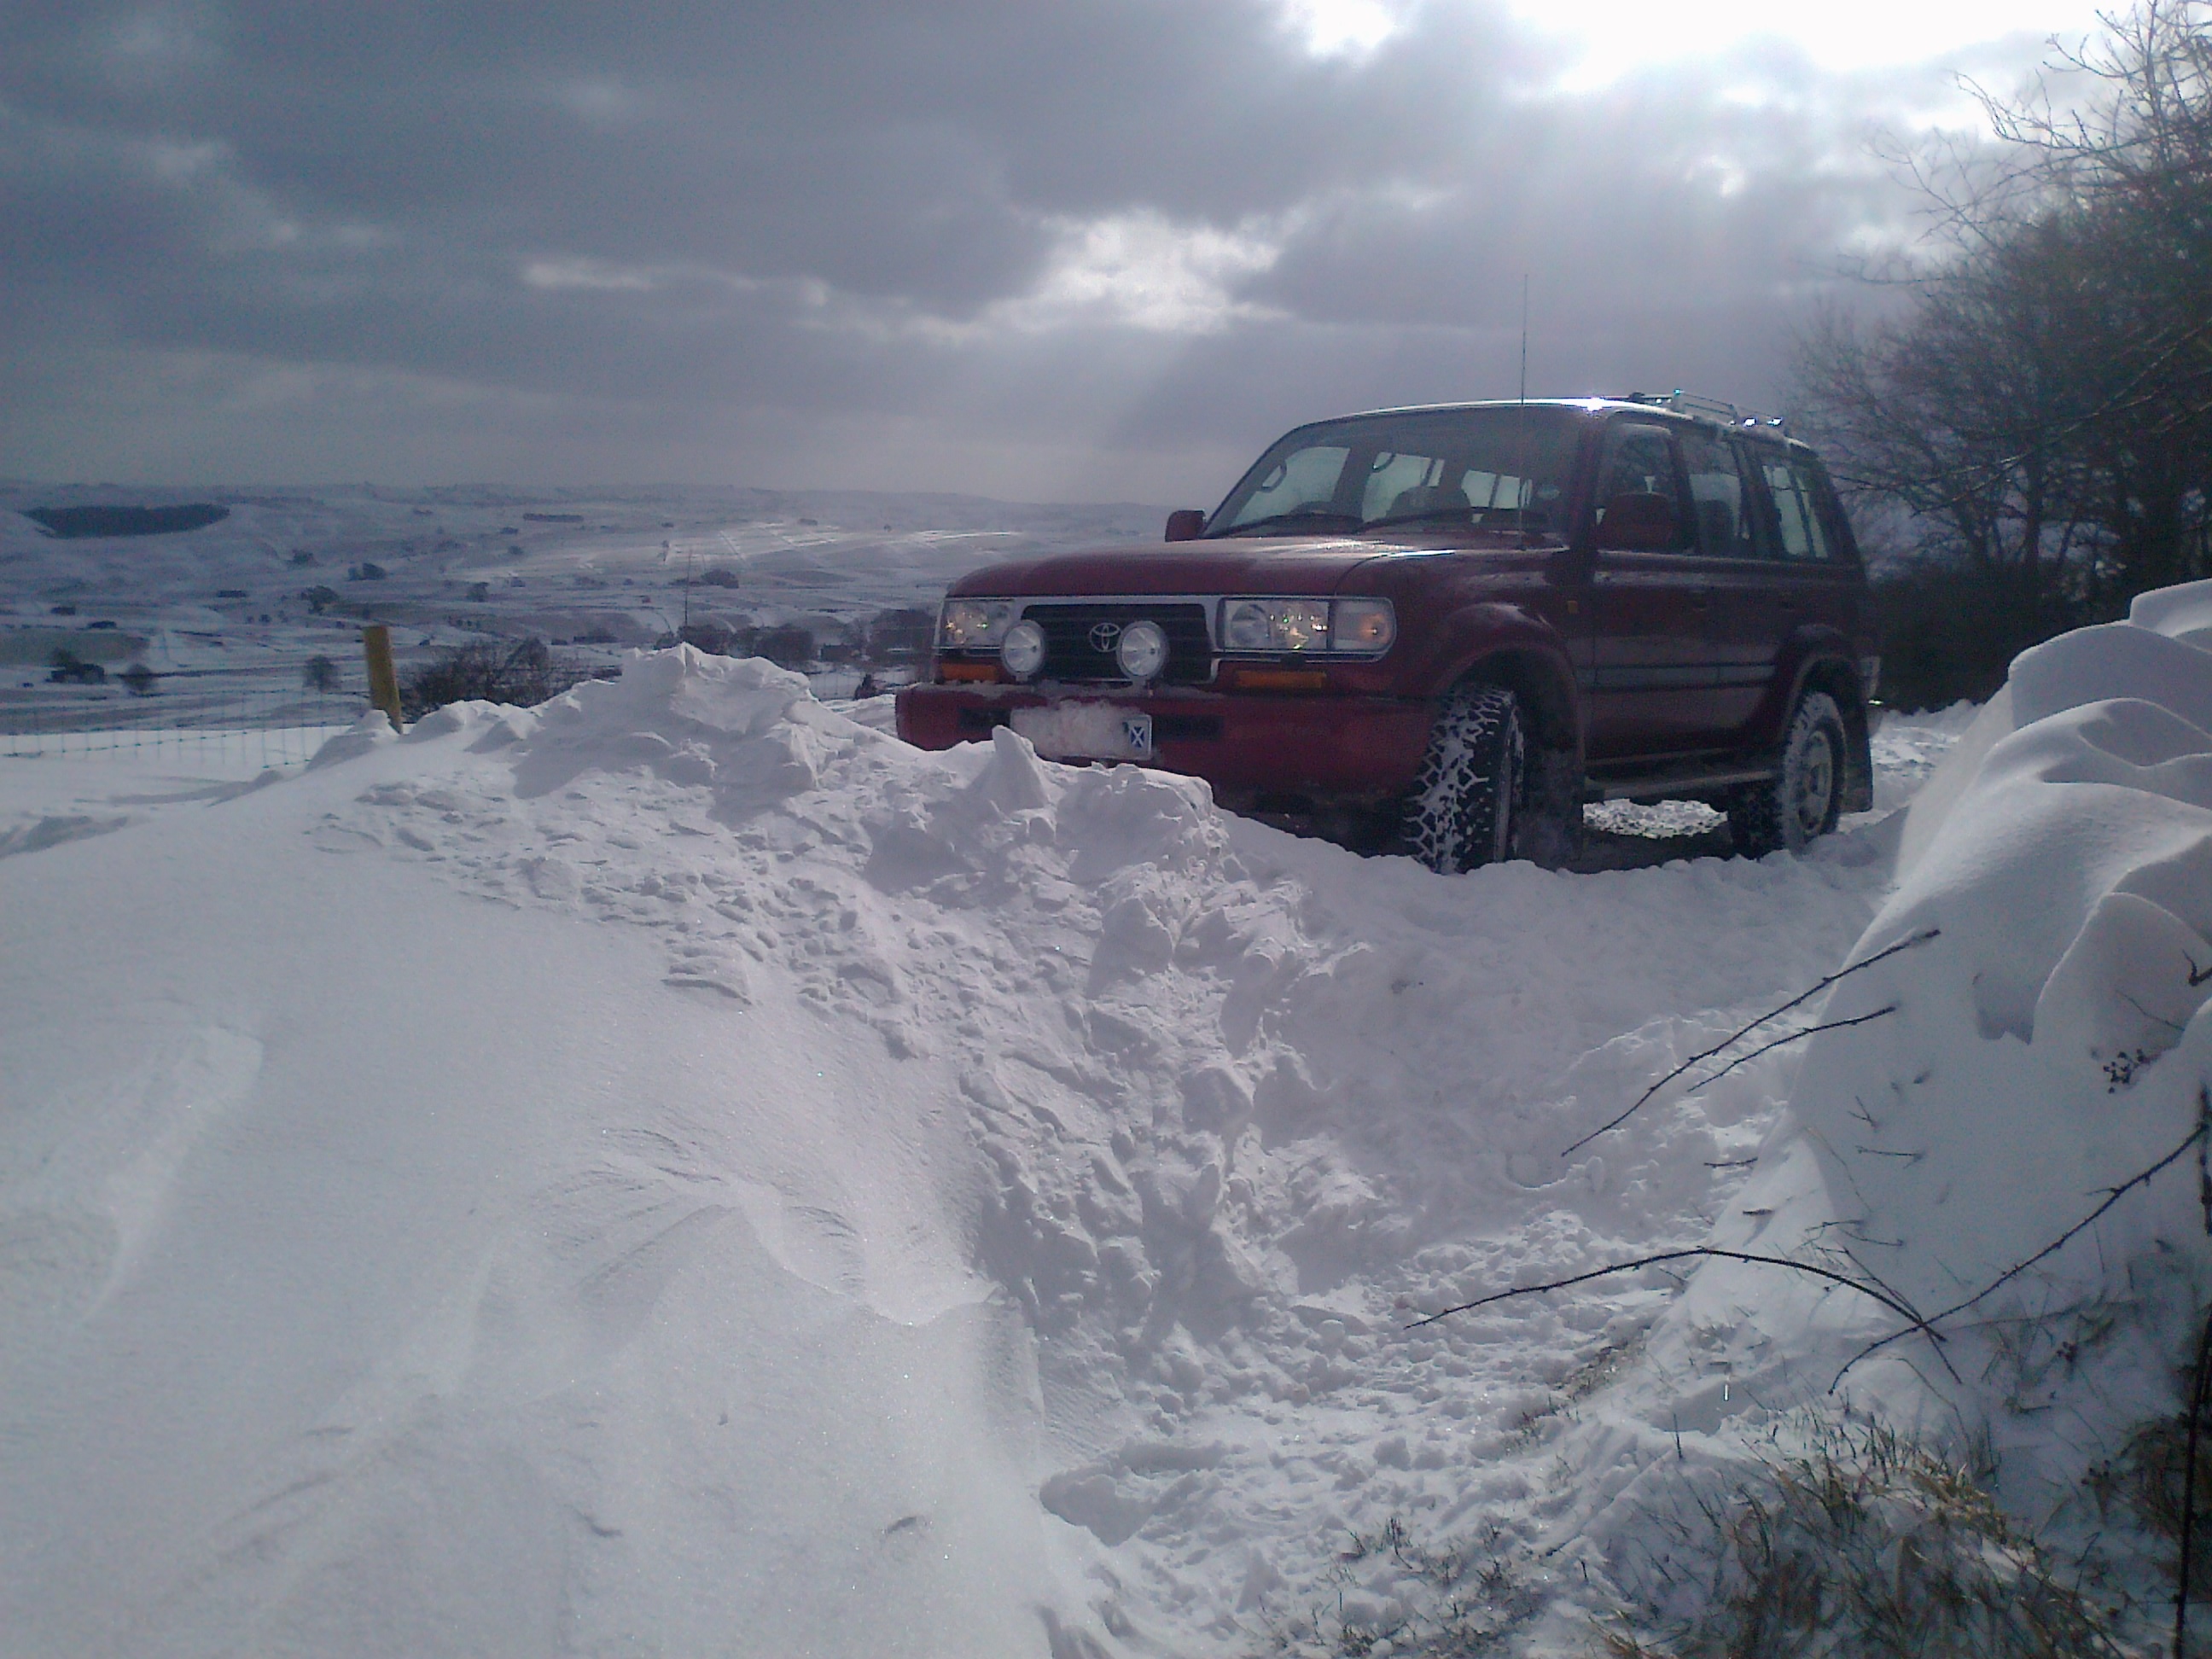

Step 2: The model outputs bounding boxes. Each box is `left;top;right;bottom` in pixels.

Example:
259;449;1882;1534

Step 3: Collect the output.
945;536;1529;597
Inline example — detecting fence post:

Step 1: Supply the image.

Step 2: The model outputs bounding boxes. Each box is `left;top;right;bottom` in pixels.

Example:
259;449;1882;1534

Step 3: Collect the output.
362;626;405;732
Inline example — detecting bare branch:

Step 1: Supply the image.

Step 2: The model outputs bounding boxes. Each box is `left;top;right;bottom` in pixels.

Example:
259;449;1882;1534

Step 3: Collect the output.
1831;1119;2209;1387
1559;929;1937;1157
1405;1247;1939;1339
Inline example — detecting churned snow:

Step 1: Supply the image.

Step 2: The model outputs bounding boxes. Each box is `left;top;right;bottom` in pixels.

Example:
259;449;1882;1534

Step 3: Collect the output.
4;582;2211;1655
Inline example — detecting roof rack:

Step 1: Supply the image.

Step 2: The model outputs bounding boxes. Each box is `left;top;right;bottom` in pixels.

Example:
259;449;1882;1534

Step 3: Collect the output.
1617;390;1790;435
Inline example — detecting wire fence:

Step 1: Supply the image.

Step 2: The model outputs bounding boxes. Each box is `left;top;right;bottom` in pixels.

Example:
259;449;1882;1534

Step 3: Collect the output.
2;631;911;770
0;664;368;768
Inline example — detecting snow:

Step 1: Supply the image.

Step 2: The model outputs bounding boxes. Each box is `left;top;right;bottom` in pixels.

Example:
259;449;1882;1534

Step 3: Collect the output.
1563;582;2212;1641
7;561;2212;1651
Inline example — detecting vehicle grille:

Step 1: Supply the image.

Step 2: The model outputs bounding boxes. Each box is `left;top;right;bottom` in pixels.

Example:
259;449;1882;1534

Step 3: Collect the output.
1024;602;1212;684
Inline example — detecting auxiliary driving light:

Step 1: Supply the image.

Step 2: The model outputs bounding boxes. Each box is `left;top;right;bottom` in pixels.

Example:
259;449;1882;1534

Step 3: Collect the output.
1115;619;1168;681
1000;618;1046;678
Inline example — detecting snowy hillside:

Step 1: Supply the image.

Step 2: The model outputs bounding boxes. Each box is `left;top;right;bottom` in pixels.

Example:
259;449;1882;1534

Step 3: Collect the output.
3;585;2210;1654
0;483;1169;726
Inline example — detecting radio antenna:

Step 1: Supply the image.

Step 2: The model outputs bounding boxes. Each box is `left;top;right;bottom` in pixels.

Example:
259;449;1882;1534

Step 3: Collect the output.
1518;273;1529;406
1514;274;1532;546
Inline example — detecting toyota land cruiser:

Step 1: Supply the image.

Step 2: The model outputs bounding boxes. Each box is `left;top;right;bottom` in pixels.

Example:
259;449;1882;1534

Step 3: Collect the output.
895;395;1878;872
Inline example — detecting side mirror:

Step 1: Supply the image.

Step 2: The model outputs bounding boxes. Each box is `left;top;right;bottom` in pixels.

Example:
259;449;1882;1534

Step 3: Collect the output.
1595;492;1680;552
1164;509;1205;542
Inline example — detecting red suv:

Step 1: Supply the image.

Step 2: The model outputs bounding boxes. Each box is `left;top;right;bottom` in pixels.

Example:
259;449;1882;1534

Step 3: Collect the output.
896;395;1878;871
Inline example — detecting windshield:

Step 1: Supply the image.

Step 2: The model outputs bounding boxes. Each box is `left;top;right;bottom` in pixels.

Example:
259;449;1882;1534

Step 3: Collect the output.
1210;406;1583;537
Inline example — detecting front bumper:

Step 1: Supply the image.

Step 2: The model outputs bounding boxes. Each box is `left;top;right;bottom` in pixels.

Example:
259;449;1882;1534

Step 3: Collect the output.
896;682;1435;806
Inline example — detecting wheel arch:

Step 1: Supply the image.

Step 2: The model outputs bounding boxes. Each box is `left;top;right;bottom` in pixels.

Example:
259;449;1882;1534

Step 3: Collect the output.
1438;645;1580;763
1783;651;1873;814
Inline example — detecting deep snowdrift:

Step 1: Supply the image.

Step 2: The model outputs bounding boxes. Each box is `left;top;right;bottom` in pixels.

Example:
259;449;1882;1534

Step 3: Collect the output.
1561;582;2212;1643
31;565;2209;1650
1;645;1921;1655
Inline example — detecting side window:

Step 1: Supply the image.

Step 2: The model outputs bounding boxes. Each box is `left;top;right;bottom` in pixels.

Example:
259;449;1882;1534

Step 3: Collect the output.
1593;422;1691;551
1679;431;1761;559
1227;445;1350;527
1760;457;1833;562
1361;451;1443;520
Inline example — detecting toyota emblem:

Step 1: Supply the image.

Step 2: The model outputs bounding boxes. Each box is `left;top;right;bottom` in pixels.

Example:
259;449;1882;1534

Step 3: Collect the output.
1087;620;1124;652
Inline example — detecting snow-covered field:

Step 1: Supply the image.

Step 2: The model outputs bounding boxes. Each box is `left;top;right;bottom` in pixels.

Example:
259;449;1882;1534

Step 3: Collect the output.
5;488;2211;1654
0;483;1168;733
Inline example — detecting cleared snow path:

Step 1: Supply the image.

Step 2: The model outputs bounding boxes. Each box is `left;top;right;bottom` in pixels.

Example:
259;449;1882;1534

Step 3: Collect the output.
0;655;1945;1656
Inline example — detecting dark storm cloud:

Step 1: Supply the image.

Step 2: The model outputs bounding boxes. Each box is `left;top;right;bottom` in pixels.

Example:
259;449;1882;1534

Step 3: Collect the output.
0;1;2040;490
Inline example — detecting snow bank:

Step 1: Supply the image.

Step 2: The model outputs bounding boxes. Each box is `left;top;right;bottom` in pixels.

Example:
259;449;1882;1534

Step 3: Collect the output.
1828;585;2212;1310
1574;581;2212;1633
3;643;1936;1654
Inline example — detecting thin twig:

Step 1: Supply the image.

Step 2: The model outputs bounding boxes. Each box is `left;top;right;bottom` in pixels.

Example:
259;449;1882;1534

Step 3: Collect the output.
1832;1123;2209;1388
1406;1247;1939;1343
1563;1008;1900;1158
1689;1007;1899;1096
1559;928;1939;1156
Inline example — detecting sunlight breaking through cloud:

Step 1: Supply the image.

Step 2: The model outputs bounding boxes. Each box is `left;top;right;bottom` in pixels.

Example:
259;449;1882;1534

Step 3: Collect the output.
1277;0;1406;59
991;211;1287;334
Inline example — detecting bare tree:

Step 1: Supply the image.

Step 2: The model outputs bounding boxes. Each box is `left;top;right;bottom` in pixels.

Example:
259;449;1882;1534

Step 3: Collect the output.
1796;3;2212;703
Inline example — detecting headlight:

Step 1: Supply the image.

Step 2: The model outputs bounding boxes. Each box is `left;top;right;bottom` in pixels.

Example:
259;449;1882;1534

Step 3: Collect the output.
1330;598;1395;655
939;599;1013;649
1221;598;1330;652
1001;618;1046;678
1116;619;1169;681
1218;597;1394;656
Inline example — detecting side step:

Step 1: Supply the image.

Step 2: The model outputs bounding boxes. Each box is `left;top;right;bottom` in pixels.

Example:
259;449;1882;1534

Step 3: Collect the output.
1582;763;1776;804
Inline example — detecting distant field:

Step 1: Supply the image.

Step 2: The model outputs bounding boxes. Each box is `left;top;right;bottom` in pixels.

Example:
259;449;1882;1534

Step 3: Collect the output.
0;481;1167;721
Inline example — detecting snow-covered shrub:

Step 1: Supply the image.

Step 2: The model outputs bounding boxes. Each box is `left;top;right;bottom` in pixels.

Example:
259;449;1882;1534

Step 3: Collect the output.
1606;1418;2130;1657
399;636;585;718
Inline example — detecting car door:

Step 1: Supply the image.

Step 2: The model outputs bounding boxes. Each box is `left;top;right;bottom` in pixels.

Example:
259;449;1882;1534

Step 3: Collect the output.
1679;428;1779;739
1583;420;1731;760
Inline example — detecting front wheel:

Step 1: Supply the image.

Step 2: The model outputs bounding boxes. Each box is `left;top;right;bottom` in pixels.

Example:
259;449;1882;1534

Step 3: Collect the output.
1401;684;1523;874
1728;690;1845;855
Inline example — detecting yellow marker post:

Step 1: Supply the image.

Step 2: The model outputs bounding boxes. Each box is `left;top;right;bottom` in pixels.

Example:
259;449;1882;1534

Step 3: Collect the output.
362;625;405;732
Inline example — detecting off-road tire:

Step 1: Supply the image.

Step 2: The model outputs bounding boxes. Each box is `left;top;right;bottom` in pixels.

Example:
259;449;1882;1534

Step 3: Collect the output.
1402;684;1523;874
1728;690;1846;856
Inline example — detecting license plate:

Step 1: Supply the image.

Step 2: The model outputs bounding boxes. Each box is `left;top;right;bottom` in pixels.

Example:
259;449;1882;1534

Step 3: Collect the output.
1010;703;1154;762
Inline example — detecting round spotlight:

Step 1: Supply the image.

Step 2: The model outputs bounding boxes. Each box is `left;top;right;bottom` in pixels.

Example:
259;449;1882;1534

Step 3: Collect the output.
1000;618;1046;679
1116;619;1168;682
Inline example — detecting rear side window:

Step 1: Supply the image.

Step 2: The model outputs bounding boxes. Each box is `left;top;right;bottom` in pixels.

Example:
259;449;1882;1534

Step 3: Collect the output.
1679;430;1761;559
1760;457;1833;562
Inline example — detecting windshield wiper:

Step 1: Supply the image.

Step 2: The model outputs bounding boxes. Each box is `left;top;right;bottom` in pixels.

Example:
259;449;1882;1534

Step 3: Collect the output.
1210;506;1363;537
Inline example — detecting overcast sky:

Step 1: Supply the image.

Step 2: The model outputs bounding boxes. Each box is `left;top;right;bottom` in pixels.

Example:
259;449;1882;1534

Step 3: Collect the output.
0;1;2113;501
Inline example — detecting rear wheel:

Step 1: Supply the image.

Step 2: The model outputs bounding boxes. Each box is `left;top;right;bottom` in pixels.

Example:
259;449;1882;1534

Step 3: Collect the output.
1402;684;1523;874
1728;690;1845;855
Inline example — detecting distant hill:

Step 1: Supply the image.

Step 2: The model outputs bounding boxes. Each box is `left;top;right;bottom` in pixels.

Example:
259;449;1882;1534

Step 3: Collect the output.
23;504;230;538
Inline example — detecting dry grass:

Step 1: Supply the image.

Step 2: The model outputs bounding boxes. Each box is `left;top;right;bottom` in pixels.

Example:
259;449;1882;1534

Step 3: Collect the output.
1605;1418;2134;1657
1259;1516;1544;1658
